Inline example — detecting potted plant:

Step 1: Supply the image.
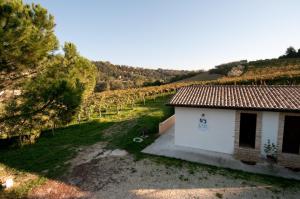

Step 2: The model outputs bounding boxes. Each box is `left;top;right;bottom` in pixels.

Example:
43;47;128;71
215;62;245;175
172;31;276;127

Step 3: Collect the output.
264;139;278;163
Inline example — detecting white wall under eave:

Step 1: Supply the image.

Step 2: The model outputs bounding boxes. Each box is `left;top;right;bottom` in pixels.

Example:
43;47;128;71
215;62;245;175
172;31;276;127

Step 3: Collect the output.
174;107;236;154
261;112;279;156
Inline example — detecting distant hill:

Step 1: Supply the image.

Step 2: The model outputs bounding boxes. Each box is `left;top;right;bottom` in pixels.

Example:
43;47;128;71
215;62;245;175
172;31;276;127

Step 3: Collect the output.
93;61;197;92
94;58;300;92
93;47;300;92
206;58;300;85
208;58;300;75
208;60;248;76
181;57;300;84
208;46;300;79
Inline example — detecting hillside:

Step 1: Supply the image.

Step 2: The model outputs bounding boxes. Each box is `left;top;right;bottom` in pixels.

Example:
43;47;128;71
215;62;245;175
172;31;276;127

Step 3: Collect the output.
93;47;300;91
208;46;300;77
179;72;222;82
93;61;197;91
207;58;300;85
208;58;300;76
93;57;300;92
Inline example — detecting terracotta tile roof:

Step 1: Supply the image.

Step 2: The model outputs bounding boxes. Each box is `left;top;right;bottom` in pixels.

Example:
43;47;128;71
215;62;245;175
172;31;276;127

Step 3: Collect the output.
168;85;300;112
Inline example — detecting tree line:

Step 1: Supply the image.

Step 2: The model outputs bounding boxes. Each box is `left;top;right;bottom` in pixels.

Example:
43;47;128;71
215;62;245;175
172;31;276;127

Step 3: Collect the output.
279;46;300;59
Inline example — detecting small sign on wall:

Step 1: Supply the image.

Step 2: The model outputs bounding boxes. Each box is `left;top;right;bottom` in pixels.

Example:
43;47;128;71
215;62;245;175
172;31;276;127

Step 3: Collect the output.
199;113;208;131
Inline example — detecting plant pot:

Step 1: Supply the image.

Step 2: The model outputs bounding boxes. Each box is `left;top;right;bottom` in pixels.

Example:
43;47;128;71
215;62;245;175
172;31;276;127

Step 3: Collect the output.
266;155;277;163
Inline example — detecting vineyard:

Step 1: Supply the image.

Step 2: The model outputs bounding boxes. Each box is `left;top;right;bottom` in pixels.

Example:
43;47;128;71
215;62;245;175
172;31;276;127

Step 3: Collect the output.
79;64;300;121
80;84;182;121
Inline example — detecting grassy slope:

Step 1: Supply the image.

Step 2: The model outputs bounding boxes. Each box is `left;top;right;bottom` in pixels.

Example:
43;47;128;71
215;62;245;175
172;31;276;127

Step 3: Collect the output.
179;72;222;82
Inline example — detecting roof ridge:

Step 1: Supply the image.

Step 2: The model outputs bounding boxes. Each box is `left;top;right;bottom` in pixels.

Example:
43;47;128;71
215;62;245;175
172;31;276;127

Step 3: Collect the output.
169;84;300;112
188;84;300;87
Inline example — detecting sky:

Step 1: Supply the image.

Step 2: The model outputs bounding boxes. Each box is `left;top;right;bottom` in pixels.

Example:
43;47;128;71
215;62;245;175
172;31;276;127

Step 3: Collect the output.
24;0;300;70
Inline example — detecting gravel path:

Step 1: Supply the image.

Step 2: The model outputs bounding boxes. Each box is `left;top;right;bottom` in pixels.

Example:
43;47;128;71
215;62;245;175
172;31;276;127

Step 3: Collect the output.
81;157;299;199
26;121;300;199
29;148;300;199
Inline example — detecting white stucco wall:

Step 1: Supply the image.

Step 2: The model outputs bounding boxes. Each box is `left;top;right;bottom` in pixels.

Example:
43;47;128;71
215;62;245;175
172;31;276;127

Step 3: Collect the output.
261;112;279;156
174;107;236;154
174;107;281;156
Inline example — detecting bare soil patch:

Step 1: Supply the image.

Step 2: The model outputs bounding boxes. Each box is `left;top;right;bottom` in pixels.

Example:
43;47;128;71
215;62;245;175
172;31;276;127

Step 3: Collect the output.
68;142;107;169
29;145;300;199
28;180;89;199
67;156;133;192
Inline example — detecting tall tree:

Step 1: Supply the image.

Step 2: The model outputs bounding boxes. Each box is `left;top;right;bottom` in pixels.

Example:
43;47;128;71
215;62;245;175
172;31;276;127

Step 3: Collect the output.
0;0;58;90
279;46;299;59
0;43;96;142
285;46;297;58
0;1;96;143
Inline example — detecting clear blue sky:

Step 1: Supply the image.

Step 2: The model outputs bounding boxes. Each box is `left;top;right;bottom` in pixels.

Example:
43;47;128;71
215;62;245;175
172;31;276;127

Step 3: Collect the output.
25;0;300;70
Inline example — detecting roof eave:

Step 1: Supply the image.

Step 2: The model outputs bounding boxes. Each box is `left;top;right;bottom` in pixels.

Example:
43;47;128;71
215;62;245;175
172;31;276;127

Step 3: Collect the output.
167;104;300;113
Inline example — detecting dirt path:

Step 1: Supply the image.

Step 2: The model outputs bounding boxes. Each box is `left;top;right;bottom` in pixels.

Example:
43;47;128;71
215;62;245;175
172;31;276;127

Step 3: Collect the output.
67;119;137;170
72;157;299;199
29;146;300;199
28;121;300;199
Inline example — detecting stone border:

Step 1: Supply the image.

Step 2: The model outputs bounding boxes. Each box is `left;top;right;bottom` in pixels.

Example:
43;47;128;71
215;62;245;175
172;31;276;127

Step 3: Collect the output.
277;112;300;169
234;110;262;162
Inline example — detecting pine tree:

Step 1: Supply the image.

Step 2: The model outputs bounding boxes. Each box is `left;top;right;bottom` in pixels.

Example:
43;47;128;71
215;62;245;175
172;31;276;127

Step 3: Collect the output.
0;0;58;89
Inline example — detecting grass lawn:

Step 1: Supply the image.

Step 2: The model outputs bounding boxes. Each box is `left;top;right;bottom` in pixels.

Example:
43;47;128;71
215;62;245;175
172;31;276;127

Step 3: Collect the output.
1;94;300;198
0;95;173;198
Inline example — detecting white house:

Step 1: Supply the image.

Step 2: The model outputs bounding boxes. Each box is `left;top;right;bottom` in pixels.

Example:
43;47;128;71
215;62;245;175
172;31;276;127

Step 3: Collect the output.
167;85;300;169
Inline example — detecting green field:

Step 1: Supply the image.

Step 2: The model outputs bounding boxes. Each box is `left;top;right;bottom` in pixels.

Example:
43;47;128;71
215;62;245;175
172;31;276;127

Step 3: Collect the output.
0;95;173;198
1;95;300;198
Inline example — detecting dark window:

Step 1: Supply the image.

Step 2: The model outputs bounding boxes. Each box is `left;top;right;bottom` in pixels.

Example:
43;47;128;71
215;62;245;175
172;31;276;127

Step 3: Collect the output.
239;113;257;148
282;116;300;154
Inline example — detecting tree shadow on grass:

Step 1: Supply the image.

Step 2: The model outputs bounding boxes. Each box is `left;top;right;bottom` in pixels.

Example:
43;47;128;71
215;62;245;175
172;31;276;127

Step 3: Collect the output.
0;96;173;175
0;120;117;178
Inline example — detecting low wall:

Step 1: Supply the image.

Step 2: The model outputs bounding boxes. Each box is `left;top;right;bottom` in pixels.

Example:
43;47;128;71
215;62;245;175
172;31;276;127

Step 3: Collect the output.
278;153;300;169
159;115;175;134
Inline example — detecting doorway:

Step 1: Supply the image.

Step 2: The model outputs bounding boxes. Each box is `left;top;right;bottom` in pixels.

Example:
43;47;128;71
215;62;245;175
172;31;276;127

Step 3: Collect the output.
239;113;257;148
282;116;300;154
